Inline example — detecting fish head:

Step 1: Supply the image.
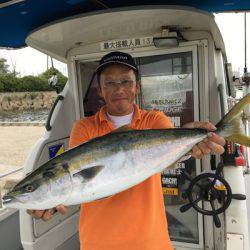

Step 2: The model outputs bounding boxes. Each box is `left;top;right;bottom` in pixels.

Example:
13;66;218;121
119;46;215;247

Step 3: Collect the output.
2;163;72;209
2;172;50;209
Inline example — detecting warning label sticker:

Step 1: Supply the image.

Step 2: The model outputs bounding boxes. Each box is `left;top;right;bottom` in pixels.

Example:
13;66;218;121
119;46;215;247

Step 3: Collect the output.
49;144;65;159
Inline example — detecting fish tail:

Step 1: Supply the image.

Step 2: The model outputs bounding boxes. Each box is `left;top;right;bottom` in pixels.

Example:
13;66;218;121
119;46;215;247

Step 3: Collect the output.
216;94;250;147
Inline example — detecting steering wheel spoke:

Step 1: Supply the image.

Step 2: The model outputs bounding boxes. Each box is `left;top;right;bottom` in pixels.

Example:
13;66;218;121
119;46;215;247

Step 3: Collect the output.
210;200;221;228
180;196;202;213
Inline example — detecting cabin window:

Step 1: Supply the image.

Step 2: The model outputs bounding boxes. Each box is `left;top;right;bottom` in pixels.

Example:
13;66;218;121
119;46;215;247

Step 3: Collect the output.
80;62;105;117
137;51;199;244
136;52;193;127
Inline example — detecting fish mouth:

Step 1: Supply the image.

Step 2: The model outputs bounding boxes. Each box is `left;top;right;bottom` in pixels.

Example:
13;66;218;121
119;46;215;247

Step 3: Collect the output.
2;194;15;204
2;193;25;205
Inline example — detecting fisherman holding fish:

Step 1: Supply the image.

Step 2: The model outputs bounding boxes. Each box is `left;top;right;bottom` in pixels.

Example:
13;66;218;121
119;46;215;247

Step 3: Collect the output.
2;50;248;250
24;51;228;250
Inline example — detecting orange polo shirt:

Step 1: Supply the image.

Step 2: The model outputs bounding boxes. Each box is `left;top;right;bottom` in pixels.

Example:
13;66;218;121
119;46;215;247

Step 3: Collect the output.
69;104;174;250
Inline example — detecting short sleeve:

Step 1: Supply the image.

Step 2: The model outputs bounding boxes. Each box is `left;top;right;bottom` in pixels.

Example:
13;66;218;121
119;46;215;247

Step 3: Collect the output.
69;120;91;149
150;111;174;129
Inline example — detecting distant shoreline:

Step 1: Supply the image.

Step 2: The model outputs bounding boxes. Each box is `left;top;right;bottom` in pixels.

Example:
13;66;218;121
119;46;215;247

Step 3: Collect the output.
0;91;56;112
0;122;45;126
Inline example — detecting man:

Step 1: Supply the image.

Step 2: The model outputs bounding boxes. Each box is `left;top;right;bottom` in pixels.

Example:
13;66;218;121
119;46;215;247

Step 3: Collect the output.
28;51;225;250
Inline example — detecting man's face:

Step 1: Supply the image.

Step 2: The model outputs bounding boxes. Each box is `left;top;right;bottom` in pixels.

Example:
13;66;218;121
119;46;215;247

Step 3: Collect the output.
99;64;140;116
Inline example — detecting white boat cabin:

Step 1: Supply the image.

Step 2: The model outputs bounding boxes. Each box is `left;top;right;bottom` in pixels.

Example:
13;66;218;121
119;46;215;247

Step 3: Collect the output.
0;5;249;250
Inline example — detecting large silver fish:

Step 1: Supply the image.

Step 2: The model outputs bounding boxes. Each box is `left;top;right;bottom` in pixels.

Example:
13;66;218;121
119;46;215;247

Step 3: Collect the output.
2;94;250;209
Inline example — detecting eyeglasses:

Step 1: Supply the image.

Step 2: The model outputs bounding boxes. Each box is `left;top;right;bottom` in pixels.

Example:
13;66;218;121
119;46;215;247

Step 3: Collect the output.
102;79;136;90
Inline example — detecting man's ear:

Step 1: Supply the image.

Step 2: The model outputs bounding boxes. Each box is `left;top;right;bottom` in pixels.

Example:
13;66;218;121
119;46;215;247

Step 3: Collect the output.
135;82;141;94
97;84;103;97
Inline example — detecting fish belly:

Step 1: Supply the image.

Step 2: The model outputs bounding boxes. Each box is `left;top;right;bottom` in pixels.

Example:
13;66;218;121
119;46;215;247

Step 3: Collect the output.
64;135;204;205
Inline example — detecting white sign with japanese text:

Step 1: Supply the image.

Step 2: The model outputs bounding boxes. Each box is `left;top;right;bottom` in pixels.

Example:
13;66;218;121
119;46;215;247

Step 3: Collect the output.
100;37;154;51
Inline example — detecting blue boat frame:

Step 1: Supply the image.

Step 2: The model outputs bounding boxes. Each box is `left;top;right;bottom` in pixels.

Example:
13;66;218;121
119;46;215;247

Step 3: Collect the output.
0;0;250;48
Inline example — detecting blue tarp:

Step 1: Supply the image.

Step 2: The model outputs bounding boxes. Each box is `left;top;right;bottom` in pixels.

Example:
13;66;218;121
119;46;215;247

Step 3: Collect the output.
0;0;250;48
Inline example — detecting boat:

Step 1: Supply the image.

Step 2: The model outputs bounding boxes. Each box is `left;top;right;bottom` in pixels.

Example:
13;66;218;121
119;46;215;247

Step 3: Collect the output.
0;1;250;249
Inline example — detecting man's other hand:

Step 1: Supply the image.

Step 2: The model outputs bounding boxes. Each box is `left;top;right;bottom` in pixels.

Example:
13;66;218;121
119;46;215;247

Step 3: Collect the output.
182;121;226;159
27;205;68;222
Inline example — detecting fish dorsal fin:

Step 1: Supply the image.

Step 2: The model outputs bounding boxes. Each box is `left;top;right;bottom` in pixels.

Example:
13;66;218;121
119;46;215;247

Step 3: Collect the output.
111;125;134;134
73;165;104;180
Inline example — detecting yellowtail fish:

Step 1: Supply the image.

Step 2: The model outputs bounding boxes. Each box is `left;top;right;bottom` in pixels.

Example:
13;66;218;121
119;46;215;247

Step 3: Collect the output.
2;94;250;209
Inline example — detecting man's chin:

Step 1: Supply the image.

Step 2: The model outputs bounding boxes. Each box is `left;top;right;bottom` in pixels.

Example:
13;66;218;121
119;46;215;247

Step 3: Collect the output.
112;99;129;107
110;102;133;115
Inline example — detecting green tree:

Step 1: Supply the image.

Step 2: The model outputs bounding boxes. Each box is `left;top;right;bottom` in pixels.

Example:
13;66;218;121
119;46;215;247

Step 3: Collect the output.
0;66;68;93
0;74;20;92
0;58;10;75
19;75;48;92
0;77;4;92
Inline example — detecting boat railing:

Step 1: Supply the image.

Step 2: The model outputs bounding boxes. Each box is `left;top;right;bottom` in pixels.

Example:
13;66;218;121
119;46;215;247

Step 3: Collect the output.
0;166;24;209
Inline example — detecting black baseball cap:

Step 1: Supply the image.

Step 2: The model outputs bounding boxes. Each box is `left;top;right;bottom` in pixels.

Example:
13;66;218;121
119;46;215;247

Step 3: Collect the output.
95;51;138;73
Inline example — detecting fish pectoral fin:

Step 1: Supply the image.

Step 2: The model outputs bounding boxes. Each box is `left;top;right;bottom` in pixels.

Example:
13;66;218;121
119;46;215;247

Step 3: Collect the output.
73;165;104;180
110;125;134;133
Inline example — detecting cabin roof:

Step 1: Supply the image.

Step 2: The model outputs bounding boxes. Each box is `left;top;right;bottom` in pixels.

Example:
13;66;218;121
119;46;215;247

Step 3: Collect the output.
25;7;226;62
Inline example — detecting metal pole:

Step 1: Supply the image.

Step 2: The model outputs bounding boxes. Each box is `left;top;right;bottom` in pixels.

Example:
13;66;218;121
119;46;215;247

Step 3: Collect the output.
0;187;2;208
245;84;250;169
0;166;24;179
244;12;247;74
243;12;250;169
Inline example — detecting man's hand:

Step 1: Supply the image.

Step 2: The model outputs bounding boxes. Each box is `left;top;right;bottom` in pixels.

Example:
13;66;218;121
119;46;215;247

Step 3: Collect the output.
183;121;226;159
27;205;68;222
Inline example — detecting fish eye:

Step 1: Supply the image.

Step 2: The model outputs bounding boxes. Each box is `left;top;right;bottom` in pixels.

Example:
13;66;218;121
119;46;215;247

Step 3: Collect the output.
25;185;34;192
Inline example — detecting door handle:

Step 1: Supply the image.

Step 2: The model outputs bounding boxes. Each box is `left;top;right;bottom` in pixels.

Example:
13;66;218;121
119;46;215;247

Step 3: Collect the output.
45;95;64;131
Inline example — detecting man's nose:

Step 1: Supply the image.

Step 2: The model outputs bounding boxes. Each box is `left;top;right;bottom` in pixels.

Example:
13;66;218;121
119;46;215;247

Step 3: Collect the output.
113;83;126;92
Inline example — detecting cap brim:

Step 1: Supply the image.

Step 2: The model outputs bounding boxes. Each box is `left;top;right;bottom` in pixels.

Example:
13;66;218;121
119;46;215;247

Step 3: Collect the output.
95;61;138;73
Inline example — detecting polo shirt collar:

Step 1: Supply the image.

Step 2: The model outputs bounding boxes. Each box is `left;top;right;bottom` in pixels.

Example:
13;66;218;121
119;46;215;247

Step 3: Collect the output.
99;105;109;124
98;104;142;126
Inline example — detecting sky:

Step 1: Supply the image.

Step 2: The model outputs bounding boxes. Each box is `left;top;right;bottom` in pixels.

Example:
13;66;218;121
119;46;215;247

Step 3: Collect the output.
0;48;68;76
0;12;249;77
215;12;249;74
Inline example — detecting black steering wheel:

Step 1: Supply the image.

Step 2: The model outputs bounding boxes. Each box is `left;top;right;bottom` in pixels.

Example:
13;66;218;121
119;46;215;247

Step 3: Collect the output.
179;162;246;227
